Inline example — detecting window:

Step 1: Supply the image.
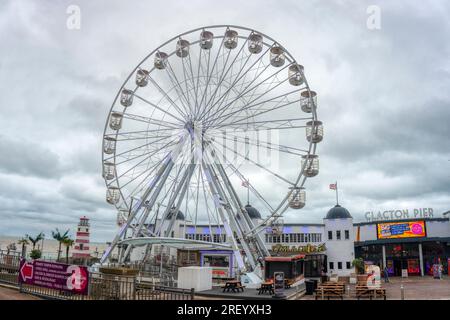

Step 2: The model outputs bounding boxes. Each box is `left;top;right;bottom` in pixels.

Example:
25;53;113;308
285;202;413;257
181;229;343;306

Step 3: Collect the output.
328;231;332;240
345;230;350;240
346;262;351;269
338;262;342;269
329;262;334;270
336;230;341;240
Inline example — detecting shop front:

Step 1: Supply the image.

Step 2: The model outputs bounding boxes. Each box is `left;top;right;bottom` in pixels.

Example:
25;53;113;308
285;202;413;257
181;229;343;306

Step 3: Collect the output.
269;243;326;277
355;240;450;277
355;218;450;276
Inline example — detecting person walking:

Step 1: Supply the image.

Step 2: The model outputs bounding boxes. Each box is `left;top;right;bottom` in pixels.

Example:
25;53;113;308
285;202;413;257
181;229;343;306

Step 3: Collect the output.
383;265;390;283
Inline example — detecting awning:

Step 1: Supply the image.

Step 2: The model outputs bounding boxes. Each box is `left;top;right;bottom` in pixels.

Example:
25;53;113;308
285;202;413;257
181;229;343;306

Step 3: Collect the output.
118;237;233;250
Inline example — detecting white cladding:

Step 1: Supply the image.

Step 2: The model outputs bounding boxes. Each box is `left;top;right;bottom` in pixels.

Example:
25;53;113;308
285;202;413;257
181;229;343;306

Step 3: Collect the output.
324;218;355;276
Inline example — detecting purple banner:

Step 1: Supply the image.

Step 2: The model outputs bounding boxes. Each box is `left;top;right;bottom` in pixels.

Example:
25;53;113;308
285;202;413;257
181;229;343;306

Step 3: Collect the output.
18;259;89;295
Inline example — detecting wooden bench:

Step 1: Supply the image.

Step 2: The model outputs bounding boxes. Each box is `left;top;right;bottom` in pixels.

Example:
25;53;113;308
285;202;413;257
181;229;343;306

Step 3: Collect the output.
315;286;344;300
355;285;386;300
221;280;245;293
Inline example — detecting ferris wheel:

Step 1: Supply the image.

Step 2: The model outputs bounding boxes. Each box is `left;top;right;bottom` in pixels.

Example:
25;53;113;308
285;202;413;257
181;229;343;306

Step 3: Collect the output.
100;25;323;273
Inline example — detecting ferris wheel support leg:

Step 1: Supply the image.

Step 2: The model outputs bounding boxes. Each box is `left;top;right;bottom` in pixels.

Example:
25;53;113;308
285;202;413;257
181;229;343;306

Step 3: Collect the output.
201;162;247;272
165;164;196;237
202;160;257;272
101;138;186;264
214;161;270;259
154;161;196;237
120;160;176;263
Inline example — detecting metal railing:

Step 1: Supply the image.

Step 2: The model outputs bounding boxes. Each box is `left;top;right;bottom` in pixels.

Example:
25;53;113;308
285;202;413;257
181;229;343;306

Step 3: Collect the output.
0;250;20;286
18;271;194;300
0;253;194;300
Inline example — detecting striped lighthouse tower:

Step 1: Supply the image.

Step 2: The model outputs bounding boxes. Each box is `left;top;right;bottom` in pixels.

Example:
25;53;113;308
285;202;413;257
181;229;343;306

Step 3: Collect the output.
72;216;91;259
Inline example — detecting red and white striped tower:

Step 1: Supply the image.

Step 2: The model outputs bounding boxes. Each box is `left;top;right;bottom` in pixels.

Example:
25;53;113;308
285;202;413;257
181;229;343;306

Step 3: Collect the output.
72;216;91;258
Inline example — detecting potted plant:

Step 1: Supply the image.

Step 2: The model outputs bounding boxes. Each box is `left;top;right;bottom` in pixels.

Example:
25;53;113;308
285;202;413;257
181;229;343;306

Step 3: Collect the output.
352;258;367;283
30;249;42;260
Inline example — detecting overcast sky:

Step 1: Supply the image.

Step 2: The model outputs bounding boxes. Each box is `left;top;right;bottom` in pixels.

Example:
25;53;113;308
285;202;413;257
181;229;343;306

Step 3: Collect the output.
0;0;449;242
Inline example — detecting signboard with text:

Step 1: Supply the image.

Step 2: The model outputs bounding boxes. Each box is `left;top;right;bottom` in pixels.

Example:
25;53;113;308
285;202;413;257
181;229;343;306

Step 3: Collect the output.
377;221;426;239
18;259;89;295
273;272;285;297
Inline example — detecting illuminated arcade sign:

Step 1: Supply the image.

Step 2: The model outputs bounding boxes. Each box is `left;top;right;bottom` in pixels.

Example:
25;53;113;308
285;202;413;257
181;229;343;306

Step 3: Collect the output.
271;243;326;255
377;221;426;239
365;208;434;222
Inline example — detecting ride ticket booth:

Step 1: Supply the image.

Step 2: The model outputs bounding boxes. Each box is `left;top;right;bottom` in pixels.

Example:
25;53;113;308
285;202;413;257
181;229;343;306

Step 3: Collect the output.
200;250;234;279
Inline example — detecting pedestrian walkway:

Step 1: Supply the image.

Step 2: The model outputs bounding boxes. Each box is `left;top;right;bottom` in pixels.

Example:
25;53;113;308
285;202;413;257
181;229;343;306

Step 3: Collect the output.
301;276;450;300
0;285;41;300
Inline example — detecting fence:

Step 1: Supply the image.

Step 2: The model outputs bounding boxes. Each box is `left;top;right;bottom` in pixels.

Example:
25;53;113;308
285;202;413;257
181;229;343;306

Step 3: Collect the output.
0;250;20;286
18;272;194;300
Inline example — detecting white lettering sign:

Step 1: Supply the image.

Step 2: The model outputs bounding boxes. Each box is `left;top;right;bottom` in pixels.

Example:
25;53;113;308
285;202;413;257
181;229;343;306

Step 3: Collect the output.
364;208;434;222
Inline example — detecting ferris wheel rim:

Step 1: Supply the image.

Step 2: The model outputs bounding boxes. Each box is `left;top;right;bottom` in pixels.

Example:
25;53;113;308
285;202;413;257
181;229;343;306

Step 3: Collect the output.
102;24;320;230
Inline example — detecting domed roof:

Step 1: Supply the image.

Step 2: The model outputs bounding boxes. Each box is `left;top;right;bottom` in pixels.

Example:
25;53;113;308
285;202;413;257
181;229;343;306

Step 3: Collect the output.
166;208;185;220
325;204;352;219
245;204;261;219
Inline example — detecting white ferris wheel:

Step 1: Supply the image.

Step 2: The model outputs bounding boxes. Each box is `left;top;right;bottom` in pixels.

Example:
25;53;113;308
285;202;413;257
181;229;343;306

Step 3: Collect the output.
100;25;323;275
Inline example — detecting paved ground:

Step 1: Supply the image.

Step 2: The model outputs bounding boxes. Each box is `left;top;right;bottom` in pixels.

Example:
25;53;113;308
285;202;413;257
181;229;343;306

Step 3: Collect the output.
0;285;41;300
302;276;450;300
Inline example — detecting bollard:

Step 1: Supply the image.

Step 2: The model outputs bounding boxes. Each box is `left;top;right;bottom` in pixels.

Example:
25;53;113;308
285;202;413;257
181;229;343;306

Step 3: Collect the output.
347;285;350;297
400;284;404;300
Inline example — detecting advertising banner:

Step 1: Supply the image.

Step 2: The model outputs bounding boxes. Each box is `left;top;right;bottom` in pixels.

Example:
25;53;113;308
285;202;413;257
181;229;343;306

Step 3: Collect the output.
273;272;285;297
377;220;426;239
18;259;89;295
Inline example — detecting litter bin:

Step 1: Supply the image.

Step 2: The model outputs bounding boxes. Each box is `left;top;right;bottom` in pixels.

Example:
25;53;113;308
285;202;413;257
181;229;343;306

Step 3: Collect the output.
305;280;315;295
311;279;318;290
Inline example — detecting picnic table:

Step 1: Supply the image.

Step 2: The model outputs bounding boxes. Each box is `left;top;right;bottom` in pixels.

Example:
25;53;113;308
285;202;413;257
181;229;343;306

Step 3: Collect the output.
355;285;386;300
257;281;274;295
315;281;345;300
221;280;245;293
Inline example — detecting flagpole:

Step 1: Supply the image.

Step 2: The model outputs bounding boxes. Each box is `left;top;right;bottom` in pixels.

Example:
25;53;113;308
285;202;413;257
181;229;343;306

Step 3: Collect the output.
336;181;339;205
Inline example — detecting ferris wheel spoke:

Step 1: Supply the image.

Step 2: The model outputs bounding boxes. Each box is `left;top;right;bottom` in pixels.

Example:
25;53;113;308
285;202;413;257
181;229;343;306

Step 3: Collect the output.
208;75;294;127
210;89;303;128
216;133;309;157
209;143;276;214
164;60;194;117
204;63;290;127
207;56;270;119
211;138;295;186
114;137;177;167
214;117;310;131
200;37;248;119
200;44;272;121
132;92;185;123
147;77;190;120
122;112;181;130
181;55;197;117
198;35;227;114
107;134;176;161
119;155;167;191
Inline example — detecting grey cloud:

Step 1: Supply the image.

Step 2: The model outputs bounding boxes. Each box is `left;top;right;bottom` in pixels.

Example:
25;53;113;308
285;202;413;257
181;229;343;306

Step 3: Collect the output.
0;135;63;178
1;0;450;242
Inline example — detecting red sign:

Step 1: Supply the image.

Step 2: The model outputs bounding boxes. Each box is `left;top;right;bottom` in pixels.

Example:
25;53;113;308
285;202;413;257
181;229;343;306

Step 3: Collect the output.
18;259;89;295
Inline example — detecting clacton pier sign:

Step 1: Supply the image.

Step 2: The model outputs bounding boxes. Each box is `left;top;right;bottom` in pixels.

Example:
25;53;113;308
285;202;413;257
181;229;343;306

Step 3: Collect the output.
364;208;434;222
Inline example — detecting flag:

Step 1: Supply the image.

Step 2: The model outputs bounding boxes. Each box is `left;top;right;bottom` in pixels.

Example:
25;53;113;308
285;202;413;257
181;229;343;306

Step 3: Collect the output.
329;183;337;190
241;179;249;188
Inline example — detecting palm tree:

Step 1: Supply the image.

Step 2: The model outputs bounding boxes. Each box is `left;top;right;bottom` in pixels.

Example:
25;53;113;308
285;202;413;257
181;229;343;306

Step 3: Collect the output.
52;228;69;261
62;237;75;264
17;238;29;258
26;233;44;250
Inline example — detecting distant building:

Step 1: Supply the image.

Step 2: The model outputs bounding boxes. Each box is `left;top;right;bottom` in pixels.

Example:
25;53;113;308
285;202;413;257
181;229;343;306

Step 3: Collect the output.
72;216;91;259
